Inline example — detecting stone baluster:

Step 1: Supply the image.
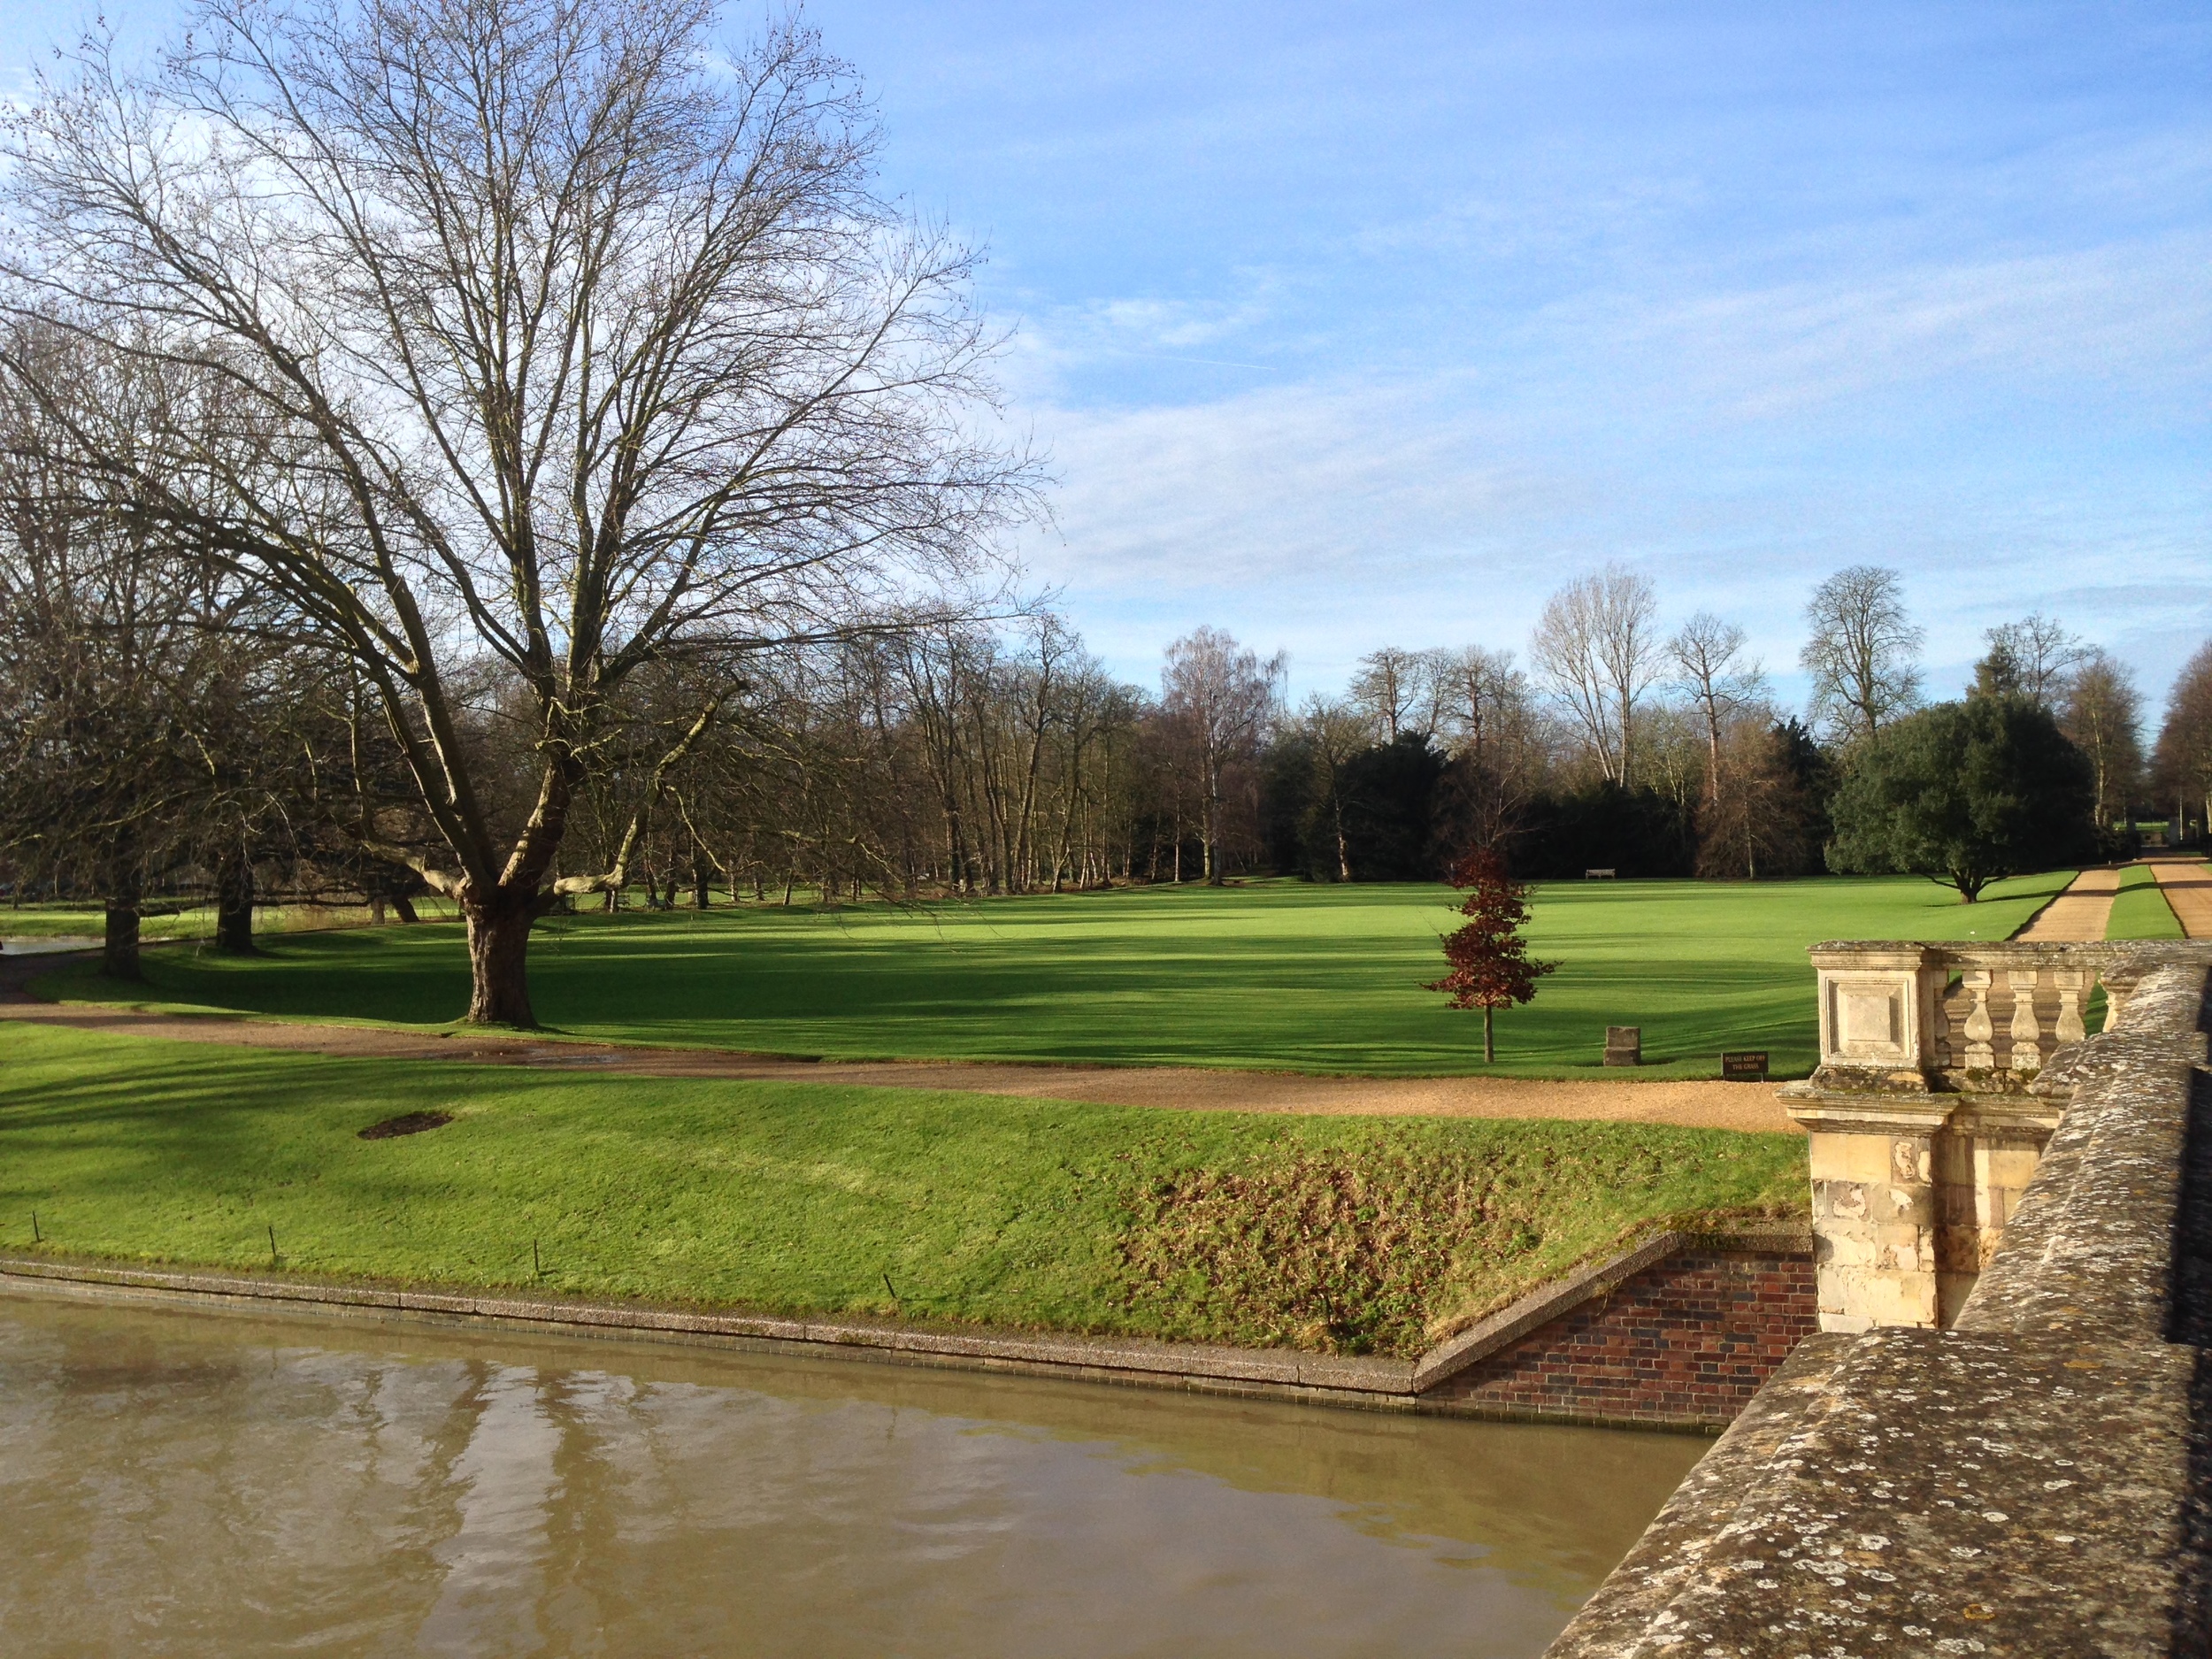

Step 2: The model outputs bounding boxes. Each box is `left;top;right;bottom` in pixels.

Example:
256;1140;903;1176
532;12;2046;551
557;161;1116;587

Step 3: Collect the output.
2052;968;2087;1046
1960;969;1995;1070
2103;971;2135;1032
1932;975;1954;1069
2006;967;2042;1071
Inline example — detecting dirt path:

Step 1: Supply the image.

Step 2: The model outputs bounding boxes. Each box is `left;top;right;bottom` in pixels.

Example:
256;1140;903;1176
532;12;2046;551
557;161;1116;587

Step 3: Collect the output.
2015;865;2122;941
0;950;1801;1136
2147;857;2212;939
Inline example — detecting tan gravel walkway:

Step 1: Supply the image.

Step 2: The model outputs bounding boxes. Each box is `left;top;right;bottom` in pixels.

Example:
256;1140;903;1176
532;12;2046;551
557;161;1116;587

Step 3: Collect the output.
2014;865;2121;941
0;951;1801;1136
2147;857;2212;939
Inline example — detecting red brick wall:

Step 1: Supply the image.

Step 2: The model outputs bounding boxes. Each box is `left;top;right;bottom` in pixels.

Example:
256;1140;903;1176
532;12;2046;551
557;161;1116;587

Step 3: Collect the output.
1425;1248;1817;1427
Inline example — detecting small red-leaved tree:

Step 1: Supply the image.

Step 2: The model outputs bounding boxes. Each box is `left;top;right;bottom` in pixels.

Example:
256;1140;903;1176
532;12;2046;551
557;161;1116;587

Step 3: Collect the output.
1426;849;1559;1063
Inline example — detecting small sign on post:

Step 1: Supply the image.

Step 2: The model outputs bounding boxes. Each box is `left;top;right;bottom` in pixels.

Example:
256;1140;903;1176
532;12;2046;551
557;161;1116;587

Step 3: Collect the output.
1603;1025;1641;1066
1721;1050;1770;1082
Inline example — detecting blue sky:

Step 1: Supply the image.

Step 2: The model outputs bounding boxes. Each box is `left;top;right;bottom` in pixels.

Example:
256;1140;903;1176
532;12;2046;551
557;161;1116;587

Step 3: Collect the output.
11;1;2211;710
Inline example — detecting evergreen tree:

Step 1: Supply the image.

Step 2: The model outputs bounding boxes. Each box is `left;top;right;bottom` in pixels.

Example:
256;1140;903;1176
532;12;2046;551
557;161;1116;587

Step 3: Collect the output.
1827;698;2097;901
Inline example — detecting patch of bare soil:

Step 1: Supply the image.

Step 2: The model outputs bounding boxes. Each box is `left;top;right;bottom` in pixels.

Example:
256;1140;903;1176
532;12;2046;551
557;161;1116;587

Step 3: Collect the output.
357;1110;454;1141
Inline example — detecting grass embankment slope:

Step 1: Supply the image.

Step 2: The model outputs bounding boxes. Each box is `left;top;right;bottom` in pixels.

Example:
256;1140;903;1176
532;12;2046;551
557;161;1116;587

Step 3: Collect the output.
0;1023;1801;1357
2106;863;2186;941
39;872;2069;1079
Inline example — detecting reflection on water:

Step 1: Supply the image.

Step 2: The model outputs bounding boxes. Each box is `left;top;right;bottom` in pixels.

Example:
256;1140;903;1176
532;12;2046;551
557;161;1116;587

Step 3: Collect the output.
0;1292;1703;1657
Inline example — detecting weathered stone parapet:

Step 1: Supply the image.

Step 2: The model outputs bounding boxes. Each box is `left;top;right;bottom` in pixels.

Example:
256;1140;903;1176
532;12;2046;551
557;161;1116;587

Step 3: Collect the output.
1545;1325;2205;1659
1546;948;2212;1659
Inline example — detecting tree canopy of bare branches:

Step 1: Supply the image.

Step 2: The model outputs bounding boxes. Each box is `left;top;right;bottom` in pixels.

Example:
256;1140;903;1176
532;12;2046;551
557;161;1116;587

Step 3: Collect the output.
2062;649;2141;835
1669;611;1767;810
1981;613;2087;710
0;0;1033;1022
1161;626;1282;885
1800;565;1923;744
1531;564;1659;786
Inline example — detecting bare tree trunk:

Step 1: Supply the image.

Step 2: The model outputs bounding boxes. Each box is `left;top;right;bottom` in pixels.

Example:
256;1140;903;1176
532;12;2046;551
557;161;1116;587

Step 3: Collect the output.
1483;1005;1495;1064
461;890;537;1026
692;850;712;910
391;893;421;924
102;867;142;981
1205;757;1225;885
215;843;256;954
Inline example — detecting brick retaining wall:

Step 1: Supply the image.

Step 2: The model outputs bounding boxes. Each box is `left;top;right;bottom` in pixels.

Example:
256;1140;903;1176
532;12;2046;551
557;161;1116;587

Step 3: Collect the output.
1425;1247;1817;1427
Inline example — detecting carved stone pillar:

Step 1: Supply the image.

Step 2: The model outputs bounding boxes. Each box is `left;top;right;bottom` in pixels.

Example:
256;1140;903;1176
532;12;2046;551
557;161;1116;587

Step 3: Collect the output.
1782;1099;1950;1333
1805;943;1947;1092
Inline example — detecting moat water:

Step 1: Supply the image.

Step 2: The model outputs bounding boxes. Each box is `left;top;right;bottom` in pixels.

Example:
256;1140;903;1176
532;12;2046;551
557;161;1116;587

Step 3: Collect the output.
0;1292;1703;1657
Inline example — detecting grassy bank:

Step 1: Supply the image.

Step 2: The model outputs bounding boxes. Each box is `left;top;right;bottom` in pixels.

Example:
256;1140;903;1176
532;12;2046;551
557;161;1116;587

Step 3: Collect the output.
37;872;2070;1079
2106;864;2186;941
0;1023;1804;1357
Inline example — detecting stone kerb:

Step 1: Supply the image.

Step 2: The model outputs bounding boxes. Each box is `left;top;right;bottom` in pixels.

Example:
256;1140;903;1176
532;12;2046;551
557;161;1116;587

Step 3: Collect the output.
1544;948;2212;1659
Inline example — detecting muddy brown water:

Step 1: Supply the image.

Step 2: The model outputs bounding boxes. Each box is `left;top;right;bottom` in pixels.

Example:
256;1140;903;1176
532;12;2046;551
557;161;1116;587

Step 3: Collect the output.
0;1290;1703;1657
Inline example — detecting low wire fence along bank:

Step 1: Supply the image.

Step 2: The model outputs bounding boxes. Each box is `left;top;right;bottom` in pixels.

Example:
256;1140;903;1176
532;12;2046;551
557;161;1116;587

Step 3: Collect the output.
1548;937;2212;1658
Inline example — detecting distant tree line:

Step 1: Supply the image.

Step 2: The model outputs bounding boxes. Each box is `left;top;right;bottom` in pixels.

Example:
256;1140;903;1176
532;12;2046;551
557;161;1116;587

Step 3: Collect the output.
8;508;2212;976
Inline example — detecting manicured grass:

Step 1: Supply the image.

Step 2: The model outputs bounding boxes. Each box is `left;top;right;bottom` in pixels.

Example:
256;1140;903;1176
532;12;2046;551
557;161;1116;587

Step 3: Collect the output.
0;897;462;941
2106;864;2186;941
0;1023;1804;1356
39;872;2071;1078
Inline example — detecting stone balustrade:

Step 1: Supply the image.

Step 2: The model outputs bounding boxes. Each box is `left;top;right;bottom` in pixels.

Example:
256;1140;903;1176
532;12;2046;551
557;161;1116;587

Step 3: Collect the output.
1803;938;2173;1092
1782;939;2212;1332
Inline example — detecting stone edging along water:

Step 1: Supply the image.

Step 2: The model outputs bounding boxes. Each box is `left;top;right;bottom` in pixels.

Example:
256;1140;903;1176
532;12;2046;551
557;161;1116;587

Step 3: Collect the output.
0;1221;1808;1429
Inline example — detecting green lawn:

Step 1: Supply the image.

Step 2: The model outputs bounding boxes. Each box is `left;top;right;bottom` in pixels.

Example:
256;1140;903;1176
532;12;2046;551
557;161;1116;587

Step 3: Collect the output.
0;1023;1804;1356
37;872;2071;1079
2106;863;2185;941
0;896;463;941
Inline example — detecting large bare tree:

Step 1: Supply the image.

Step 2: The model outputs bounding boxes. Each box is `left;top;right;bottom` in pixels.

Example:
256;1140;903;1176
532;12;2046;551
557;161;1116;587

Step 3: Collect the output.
1161;626;1281;885
1668;611;1766;811
1531;564;1659;786
1;0;1028;1023
1800;565;1923;743
2062;649;2141;835
1348;646;1428;742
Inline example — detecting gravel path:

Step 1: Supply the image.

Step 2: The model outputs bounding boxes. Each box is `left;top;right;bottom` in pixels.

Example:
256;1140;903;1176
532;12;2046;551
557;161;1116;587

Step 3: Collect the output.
0;950;1801;1136
2014;865;2121;941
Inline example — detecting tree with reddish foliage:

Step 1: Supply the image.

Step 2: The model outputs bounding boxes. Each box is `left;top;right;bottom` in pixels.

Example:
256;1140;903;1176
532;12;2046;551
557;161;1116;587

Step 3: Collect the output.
1426;849;1558;1063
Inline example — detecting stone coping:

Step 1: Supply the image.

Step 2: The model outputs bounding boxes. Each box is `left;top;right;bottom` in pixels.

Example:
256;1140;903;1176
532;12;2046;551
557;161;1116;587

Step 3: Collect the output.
0;1222;1810;1418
